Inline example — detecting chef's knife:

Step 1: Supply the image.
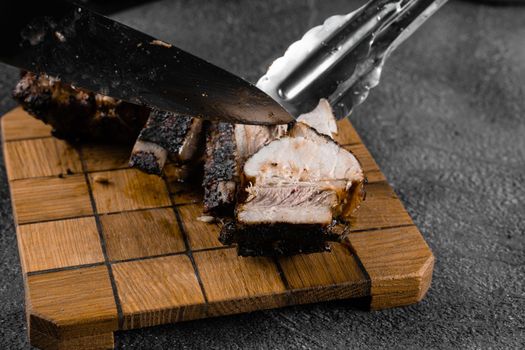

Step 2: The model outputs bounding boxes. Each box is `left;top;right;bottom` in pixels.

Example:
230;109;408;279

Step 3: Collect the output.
0;0;293;125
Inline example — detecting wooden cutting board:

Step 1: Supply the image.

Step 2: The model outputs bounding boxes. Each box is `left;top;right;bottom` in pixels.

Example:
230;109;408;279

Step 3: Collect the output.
1;107;434;350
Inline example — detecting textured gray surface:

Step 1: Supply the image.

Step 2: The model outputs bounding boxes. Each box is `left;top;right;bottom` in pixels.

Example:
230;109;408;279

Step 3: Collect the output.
1;1;524;349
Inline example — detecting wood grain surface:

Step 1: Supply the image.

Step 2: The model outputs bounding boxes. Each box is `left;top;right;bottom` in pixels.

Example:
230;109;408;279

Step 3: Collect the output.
195;247;288;316
1;108;52;141
345;144;386;183
88;169;171;214
81;144;132;173
11;175;93;224
18;217;104;273
346;226;435;310
5;138;82;180
112;255;206;329
334;118;362;146
177;204;223;250
27;265;118;339
99;208;186;261
2;108;433;350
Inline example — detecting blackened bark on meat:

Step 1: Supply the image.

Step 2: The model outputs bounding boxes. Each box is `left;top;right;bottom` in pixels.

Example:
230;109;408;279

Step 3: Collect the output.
136;109;195;155
13;71;149;144
202;122;239;216
129;108;202;175
129;145;167;175
202;123;285;216
220;220;339;256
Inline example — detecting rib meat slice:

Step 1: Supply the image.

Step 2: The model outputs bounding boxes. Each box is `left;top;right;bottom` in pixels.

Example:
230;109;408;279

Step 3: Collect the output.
244;123;364;219
129;108;203;175
13;72;149;144
202;122;240;216
220;120;365;256
202;122;286;216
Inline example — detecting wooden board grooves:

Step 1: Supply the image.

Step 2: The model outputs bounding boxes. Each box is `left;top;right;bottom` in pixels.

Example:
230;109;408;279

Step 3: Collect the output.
112;255;207;329
344;242;372;295
349;223;416;234
27;265;119;339
78;146;126;331
16;214;98;227
26;245;244;277
18;217;104;273
14;205;180;227
2;108;434;350
26;262;106;277
109;251;186;265
271;257;295;307
171;203;211;305
99;209;185;261
10;175;93;225
272;257;292;291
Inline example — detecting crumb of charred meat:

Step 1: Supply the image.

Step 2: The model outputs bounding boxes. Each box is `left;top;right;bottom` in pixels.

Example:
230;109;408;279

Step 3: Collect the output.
221;112;365;256
129;108;203;175
202;122;286;216
13;71;149;144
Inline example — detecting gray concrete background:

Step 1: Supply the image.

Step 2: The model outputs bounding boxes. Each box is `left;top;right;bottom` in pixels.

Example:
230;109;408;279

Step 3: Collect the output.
1;0;524;349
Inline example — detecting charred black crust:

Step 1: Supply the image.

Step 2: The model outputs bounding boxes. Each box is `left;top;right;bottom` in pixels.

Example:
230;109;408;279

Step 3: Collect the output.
129;151;163;175
138;109;194;155
219;221;337;256
13;72;149;144
203;181;237;216
203;123;238;183
202;122;239;215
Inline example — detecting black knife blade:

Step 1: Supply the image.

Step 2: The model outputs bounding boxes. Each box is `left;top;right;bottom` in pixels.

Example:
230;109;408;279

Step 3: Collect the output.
0;1;293;125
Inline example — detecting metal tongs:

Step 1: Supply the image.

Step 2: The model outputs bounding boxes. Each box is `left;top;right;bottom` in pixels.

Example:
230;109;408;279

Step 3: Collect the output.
258;0;449;120
0;0;447;124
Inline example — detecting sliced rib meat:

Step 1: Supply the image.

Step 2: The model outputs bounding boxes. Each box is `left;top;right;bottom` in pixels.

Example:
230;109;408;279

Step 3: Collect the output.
129;108;203;175
13;71;149;144
242;123;364;220
202;122;286;216
202;122;240;215
221;106;365;256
